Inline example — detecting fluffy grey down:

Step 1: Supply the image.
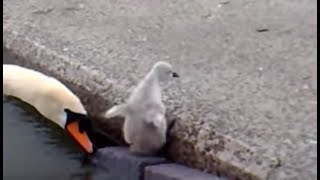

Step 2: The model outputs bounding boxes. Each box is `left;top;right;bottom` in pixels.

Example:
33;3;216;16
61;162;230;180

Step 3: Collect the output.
104;61;179;155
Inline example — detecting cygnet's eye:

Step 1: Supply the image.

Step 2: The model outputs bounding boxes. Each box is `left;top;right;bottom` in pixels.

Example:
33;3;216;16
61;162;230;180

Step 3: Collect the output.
172;72;179;78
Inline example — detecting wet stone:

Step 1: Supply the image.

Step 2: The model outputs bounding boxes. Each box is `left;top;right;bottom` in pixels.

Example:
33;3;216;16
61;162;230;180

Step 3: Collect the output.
94;147;169;180
144;163;229;180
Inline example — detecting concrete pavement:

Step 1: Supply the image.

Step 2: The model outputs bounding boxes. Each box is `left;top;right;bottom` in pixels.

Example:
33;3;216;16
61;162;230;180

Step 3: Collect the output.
3;0;317;179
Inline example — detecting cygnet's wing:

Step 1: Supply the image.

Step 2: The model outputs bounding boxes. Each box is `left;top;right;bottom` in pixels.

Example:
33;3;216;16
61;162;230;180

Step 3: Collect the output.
104;104;127;118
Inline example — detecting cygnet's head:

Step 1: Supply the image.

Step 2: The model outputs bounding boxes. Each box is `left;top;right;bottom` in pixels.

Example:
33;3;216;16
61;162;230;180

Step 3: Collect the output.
151;61;179;82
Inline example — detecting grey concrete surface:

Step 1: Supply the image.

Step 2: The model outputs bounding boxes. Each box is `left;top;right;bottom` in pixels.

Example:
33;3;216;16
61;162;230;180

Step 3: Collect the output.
145;163;227;180
94;147;169;180
3;0;317;179
4;50;225;180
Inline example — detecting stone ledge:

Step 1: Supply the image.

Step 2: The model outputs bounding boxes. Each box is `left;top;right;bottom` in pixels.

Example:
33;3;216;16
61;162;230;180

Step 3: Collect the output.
3;28;279;180
144;163;226;180
94;147;169;180
94;147;226;180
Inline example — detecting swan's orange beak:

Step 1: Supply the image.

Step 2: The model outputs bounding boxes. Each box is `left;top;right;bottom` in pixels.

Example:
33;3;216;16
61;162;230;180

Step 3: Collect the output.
66;121;94;154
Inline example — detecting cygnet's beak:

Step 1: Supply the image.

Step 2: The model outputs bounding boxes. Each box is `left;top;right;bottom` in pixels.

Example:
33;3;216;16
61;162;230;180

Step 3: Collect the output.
172;72;180;78
66;121;94;154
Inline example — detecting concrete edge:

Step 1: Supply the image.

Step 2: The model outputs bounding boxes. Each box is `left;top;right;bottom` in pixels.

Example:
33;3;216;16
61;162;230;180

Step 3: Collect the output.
3;27;280;180
94;146;225;180
144;163;228;180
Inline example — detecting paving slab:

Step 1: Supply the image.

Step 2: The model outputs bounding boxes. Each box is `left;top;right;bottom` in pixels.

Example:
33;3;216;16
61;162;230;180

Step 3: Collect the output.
144;163;228;180
94;147;169;180
3;0;317;179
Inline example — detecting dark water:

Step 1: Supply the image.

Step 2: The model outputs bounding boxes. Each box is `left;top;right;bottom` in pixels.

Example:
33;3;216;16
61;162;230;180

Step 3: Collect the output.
3;96;115;180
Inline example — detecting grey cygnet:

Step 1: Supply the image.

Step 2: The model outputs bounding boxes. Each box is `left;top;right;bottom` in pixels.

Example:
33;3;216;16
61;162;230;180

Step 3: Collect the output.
104;61;179;155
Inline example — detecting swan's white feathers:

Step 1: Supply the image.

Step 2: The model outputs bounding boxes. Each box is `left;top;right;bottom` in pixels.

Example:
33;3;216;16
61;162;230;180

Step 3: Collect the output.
3;64;86;128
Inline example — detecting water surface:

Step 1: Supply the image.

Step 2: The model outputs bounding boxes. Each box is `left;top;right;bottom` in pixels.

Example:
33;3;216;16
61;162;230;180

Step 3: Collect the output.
3;96;115;180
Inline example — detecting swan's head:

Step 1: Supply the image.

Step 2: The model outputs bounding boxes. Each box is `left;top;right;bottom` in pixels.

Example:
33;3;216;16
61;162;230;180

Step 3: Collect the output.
152;61;179;82
64;109;97;155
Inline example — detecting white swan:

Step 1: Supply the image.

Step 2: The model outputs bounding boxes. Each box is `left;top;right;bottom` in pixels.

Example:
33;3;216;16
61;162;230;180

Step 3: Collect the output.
3;64;95;154
105;61;179;155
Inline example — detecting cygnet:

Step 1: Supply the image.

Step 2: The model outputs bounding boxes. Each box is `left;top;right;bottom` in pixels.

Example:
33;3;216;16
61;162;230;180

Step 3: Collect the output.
104;61;179;155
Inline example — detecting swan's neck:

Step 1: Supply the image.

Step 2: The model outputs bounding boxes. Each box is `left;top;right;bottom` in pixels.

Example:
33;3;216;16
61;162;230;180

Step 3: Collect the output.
60;111;68;128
